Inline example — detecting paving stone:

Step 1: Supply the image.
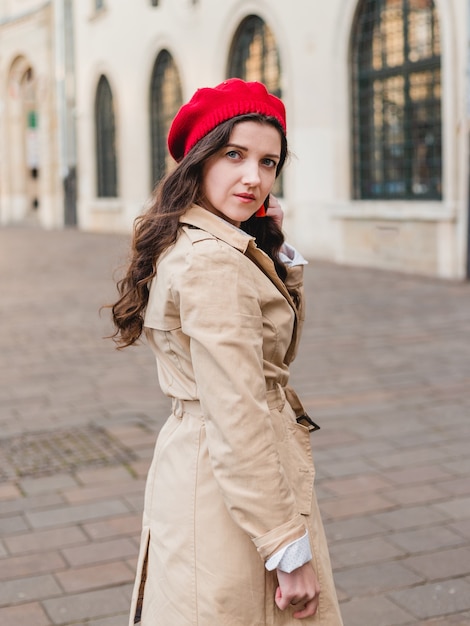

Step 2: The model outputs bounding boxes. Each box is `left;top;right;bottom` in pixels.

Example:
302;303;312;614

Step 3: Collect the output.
4;526;88;555
441;458;470;476
128;459;152;480
83;513;142;540
448;519;470;540
55;561;134;593
325;516;385;543
316;457;376;479
390;579;470;619
76;615;129;626
437;477;470;497
403;546;470;580
0;551;67;581
415;611;470;625
0;493;64;515
372;506;450;531
386;465;453;486
0;514;29;535
75;465;135;486
433;496;470;521
335;560;424;597
0;574;61;606
61;537;137;567
104;424;157;448
339;594;414;626
63;479;145;505
320;473;391;496
0;483;22;500
25;499;129;529
19;474;79;495
383;484;449;506
329;536;404;568
0;601;51;626
43;584;133;624
122;491;145;512
321;493;395;520
387;526;466;554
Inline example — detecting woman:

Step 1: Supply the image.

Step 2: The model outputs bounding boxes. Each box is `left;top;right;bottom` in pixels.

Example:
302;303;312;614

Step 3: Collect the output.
111;78;343;625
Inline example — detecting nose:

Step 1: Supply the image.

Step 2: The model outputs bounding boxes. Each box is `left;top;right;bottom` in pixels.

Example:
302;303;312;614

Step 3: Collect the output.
241;159;261;186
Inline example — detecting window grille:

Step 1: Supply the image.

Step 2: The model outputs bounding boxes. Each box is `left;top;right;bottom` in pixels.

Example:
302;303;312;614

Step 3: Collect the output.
352;0;442;200
227;15;284;196
95;75;118;197
150;50;182;187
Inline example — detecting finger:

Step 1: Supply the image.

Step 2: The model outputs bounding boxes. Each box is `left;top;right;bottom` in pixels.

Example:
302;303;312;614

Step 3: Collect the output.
275;586;290;611
292;596;319;619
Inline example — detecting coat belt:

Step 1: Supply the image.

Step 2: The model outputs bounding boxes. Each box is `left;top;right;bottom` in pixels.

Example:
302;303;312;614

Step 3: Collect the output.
171;384;287;419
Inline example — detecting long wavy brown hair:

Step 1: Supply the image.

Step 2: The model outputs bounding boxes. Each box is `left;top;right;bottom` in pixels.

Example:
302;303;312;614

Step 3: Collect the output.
110;113;289;348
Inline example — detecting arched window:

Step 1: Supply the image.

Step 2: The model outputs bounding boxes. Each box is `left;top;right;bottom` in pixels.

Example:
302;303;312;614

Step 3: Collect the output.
95;75;118;197
227;15;283;195
352;0;442;200
150;50;183;187
227;15;282;98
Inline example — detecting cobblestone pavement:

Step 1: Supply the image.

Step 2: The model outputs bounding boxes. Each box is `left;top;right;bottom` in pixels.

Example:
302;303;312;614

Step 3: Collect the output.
1;226;470;626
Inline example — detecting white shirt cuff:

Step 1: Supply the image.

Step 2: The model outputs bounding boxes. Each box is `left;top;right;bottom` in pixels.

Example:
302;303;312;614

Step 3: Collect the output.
265;531;312;573
279;243;308;267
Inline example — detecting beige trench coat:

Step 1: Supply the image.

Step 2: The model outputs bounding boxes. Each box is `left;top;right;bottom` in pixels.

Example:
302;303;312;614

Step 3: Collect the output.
129;206;343;626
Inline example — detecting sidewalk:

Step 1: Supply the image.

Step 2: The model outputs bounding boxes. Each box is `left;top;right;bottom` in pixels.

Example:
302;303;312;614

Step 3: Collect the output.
1;226;469;626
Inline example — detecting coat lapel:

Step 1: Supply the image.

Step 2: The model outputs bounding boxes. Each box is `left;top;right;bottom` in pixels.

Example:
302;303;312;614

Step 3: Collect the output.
245;240;299;363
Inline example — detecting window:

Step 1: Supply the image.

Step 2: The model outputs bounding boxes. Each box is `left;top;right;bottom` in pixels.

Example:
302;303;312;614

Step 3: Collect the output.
227;15;283;195
227;15;282;98
352;0;442;199
150;50;182;187
95;75;118;197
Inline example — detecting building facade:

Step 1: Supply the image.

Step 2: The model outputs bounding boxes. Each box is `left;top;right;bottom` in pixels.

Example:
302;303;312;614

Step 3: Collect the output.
3;0;469;278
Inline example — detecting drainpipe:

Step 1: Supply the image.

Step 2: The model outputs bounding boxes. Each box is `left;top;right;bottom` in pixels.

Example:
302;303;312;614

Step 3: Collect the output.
467;0;470;278
53;0;77;226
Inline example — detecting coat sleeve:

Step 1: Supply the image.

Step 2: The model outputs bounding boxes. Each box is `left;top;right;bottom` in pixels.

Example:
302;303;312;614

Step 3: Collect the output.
172;237;306;561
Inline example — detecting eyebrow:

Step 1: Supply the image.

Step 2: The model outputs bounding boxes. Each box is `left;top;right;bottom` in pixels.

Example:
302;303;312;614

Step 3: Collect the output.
226;142;280;160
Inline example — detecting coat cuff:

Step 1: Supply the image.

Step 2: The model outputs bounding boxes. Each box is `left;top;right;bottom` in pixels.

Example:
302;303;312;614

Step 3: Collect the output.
265;531;312;573
252;514;307;562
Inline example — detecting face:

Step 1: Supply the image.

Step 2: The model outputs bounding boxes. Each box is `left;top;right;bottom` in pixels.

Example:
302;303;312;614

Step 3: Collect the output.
200;121;282;227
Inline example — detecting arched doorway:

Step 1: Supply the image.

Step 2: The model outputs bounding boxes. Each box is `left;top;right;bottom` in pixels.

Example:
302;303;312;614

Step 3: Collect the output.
5;56;40;223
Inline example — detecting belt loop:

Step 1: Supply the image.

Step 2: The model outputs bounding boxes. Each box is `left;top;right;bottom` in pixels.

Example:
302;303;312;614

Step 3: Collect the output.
172;398;184;418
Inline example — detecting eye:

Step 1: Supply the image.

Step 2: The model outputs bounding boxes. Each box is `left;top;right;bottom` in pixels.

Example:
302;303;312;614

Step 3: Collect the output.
226;150;241;160
262;158;277;168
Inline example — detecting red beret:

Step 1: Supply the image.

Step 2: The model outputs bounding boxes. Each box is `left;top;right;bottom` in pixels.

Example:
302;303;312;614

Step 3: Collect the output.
167;78;286;162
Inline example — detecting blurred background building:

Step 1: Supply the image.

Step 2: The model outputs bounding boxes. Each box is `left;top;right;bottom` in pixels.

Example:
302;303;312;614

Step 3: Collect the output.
1;0;469;279
0;0;76;228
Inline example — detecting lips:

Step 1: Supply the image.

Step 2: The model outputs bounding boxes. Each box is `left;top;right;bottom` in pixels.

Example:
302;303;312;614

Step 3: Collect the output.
235;193;256;201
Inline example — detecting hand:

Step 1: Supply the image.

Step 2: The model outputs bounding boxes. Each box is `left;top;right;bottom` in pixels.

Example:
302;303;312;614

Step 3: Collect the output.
265;194;284;229
275;562;321;619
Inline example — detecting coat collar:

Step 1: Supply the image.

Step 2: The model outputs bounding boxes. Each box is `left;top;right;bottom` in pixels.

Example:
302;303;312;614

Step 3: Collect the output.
180;205;295;308
180;205;253;253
